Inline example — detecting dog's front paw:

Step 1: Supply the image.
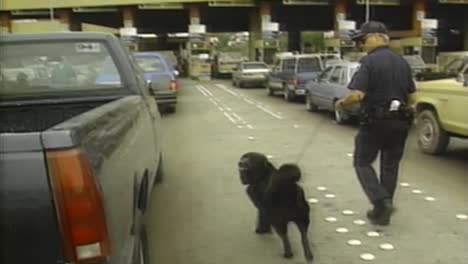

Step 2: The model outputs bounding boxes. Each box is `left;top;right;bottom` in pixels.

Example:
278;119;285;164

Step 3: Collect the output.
305;253;314;262
255;227;272;234
283;252;293;259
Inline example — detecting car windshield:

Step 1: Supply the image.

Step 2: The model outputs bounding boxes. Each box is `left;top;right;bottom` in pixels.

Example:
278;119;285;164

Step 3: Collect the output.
297;57;321;73
135;56;167;73
243;63;268;70
0;41;122;97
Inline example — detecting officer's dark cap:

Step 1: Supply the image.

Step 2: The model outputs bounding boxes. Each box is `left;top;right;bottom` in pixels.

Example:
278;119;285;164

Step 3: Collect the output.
351;21;388;41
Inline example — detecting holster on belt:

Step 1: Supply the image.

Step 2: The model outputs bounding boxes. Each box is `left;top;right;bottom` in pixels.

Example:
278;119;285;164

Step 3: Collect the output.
359;104;414;127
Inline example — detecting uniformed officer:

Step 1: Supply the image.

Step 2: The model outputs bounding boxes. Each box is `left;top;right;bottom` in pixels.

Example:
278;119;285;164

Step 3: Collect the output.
336;21;416;226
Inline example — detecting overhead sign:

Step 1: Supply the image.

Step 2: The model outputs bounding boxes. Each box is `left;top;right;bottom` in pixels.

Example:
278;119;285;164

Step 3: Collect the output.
189;24;206;34
338;20;356;31
421;19;438;29
262;22;279;32
120;27;137;36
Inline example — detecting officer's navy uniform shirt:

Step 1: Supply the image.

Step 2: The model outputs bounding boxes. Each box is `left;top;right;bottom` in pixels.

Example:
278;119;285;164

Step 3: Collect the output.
348;46;416;109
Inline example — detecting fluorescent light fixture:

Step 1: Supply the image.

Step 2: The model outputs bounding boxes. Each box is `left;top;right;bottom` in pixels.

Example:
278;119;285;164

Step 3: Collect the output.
73;7;118;13
208;1;255;7
138;4;184;10
283;0;331;5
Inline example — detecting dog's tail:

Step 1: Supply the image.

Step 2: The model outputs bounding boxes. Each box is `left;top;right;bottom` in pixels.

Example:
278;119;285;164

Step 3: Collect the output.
277;163;301;184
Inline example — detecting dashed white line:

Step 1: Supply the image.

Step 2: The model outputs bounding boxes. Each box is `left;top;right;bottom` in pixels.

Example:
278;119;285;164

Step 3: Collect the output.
198;85;213;96
256;104;284;119
223;112;237;124
196;85;209;96
215;84;239;97
247;124;254;129
232;113;243;122
243;98;255;104
218;107;224;112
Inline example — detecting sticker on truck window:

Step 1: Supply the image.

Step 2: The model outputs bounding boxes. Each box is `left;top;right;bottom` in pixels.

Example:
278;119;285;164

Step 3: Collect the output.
75;43;101;53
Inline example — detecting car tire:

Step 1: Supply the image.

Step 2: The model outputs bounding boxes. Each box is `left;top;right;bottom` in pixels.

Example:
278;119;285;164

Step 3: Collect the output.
267;83;275;96
416;110;450;155
305;94;318;112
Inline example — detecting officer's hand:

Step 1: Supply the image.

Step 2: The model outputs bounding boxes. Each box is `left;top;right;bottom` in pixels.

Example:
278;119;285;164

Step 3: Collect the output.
335;99;344;110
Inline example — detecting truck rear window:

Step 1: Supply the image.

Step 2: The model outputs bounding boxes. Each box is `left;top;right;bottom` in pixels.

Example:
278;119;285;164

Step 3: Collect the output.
0;41;123;98
297;58;322;73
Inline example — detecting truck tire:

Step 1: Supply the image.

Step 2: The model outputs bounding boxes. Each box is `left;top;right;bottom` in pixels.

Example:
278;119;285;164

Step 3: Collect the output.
283;85;294;102
305;94;318;112
417;110;450;155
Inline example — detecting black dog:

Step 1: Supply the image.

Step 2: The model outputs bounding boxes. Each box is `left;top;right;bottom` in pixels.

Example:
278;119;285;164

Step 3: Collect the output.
238;152;314;262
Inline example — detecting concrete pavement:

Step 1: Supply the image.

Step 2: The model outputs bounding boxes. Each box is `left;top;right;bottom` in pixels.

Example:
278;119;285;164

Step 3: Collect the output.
146;79;468;264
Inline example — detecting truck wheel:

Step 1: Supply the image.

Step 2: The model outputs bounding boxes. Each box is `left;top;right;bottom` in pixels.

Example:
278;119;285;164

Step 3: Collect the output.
417;110;450;155
166;105;176;114
305;94;318;112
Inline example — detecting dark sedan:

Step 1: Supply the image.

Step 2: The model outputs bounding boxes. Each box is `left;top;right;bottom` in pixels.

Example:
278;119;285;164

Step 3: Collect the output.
134;52;180;113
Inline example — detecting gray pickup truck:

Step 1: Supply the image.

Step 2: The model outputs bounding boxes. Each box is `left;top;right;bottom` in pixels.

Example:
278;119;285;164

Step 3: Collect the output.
0;33;163;264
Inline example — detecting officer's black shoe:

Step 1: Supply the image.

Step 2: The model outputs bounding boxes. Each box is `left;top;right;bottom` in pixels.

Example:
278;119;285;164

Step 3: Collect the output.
367;199;394;226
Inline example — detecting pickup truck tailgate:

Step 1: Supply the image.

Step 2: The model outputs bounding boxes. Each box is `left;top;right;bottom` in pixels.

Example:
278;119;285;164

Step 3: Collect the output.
0;133;64;263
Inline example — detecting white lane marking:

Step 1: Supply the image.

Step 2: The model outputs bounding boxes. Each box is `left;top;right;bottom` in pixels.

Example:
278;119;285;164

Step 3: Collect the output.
424;196;436;202
325;194;336;199
198;85;213;96
400;182;410;187
196;85;208;96
412;189;423;194
342;210;355;216
367;231;380;237
317;186;327;191
347;153;354;157
336;227;349;233
256;104;283;119
218;107;224;112
353;220;367;226
248;136;255;141
379;243;395;251
308;198;319;204
223;112;237;124
267;155;274;159
360;253;376;261
243;98;255;104
226;107;232;111
216;83;239;97
237;125;244;128
456;214;467;220
325;217;338;222
247;124;254;129
348;240;362;246
232;113;243;122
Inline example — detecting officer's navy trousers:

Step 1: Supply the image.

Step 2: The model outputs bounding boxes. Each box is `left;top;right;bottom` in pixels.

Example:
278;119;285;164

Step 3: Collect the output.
353;119;410;204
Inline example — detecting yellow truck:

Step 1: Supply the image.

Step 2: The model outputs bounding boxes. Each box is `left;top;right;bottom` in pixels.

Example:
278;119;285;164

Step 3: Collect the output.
413;64;468;154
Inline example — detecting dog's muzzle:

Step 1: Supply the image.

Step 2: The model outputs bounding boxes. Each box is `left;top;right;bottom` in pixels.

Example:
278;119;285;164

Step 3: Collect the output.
239;167;250;185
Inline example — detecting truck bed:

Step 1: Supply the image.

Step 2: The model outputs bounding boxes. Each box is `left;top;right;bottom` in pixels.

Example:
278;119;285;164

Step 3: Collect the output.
0;98;116;133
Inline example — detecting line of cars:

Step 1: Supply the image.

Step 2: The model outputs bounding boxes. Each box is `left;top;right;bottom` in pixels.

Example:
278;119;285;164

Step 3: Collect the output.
230;53;468;155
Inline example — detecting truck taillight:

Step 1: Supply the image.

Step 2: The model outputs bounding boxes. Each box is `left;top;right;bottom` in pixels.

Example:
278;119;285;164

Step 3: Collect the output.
47;148;111;264
170;80;178;91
